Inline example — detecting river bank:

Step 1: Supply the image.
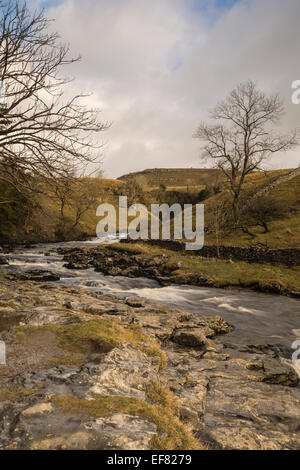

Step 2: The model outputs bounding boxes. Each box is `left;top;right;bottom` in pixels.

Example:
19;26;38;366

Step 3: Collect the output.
0;240;299;450
61;242;300;298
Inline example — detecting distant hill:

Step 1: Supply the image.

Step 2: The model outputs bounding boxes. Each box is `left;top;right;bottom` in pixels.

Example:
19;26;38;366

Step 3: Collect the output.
118;168;221;190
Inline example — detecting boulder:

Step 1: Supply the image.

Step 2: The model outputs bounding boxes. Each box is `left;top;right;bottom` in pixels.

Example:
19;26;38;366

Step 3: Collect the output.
260;358;299;387
125;297;145;308
21;402;54;418
64;262;89;270
171;328;208;348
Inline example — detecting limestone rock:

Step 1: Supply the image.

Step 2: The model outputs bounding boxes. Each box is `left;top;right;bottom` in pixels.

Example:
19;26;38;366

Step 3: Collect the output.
84;414;156;450
22;402;53;418
260;358;299;387
171;328;208;348
87;343;159;399
202;376;300;450
0;278;299;451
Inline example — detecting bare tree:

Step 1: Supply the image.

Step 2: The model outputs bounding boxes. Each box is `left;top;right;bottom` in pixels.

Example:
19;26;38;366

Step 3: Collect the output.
52;175;102;239
211;201;228;256
241;195;286;235
195;81;299;220
53;176;73;237
0;0;108;190
68;178;101;232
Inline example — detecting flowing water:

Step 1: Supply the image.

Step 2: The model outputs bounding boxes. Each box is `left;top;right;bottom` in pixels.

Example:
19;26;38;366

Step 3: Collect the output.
2;238;300;357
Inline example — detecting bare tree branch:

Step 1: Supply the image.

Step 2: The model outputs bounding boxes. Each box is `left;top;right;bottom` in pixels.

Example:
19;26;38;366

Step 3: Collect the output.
0;0;110;190
194;80;299;220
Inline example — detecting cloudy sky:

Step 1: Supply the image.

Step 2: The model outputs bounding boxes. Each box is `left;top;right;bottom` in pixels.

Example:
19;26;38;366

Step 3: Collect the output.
34;0;300;178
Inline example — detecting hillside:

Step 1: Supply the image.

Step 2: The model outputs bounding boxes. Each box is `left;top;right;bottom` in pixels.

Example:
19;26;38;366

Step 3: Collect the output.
118;167;300;249
2;166;298;248
0;177;126;244
118;168;221;191
203;169;300;248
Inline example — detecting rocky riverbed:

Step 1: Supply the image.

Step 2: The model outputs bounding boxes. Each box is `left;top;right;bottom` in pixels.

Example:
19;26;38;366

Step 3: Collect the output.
0;274;299;450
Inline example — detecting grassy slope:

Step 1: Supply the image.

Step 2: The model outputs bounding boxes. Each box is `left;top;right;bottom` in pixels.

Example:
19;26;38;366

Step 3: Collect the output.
27;178;124;242
126;167;299;249
82;169;300;249
23;168;299;249
203;170;300;248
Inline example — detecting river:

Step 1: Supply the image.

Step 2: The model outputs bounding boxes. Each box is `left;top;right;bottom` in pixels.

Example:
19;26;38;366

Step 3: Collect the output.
2;238;300;358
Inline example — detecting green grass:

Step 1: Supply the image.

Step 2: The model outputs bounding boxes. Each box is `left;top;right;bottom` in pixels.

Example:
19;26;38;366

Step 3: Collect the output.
0;386;37;402
209;214;300;249
203;171;300;248
179;256;299;291
119;167;300;249
109;243;300;293
17;318;167;370
53;382;202;450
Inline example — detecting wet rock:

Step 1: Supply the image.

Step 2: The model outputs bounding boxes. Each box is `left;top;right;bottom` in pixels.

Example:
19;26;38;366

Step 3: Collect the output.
107;266;122;276
118;267;140;277
240;344;280;357
204;351;230;361
64;262;89;270
63;301;73;309
125;297;145;308
259;281;285;295
246;360;264;371
260;358;299;387
290;291;300;299
63;247;177;281
24;243;35;249
6;270;60;282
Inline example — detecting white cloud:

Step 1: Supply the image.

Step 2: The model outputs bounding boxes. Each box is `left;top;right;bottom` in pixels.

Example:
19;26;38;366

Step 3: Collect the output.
44;0;300;177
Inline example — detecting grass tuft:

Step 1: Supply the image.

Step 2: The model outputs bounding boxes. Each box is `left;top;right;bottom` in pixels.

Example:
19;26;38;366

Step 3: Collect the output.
53;386;202;450
17;318;167;370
